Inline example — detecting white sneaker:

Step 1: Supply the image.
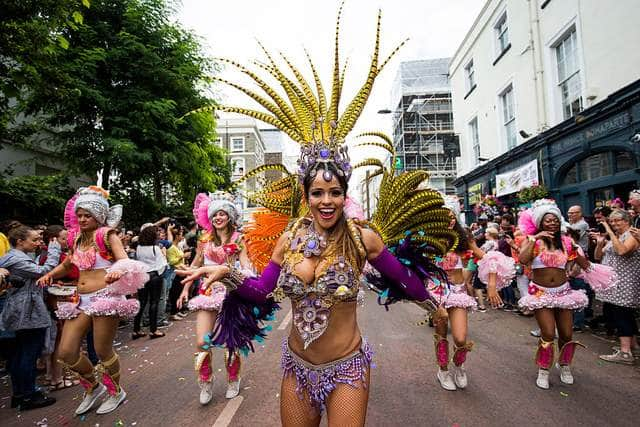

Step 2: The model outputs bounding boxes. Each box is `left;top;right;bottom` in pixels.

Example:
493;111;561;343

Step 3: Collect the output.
451;365;468;389
96;388;126;414
536;369;550;389
559;365;574;384
199;381;214;405
436;369;457;391
75;384;106;415
225;378;241;399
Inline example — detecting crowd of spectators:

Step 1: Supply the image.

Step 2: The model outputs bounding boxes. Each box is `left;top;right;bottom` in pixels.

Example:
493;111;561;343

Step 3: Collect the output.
0;216;202;410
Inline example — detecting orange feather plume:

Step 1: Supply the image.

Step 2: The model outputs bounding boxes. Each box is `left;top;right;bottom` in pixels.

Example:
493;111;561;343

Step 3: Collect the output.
244;209;291;273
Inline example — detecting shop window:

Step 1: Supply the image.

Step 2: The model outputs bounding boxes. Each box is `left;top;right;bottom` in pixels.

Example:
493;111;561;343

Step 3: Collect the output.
615;151;635;172
580;152;610;181
562;164;577;185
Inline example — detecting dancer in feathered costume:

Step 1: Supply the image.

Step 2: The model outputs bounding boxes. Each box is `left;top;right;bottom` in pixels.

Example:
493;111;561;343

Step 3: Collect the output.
180;4;458;424
517;199;616;389
422;196;515;390
37;187;148;415
177;191;251;404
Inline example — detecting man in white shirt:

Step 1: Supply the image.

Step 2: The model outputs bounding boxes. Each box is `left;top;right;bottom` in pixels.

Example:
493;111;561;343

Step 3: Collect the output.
567;205;589;253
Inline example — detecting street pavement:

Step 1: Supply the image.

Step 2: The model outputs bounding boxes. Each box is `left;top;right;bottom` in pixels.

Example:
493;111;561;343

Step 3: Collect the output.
2;291;639;426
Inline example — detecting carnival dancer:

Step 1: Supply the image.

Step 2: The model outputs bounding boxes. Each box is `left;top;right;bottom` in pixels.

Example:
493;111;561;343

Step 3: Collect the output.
177;191;248;403
517;199;616;389
430;197;515;390
178;5;458;424
37;187;148;415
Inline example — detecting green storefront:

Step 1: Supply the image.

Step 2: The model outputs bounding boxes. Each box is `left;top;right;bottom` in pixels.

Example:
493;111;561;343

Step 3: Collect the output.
454;79;640;220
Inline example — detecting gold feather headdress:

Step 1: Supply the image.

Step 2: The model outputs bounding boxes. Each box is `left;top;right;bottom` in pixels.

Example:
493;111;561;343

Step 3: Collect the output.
186;2;457;261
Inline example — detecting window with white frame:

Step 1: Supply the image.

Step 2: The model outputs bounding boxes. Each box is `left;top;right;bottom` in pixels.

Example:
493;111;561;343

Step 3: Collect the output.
231;137;245;152
231;158;245;178
469;117;480;164
494;11;509;54
500;85;517;149
555;28;583;119
464;60;476;92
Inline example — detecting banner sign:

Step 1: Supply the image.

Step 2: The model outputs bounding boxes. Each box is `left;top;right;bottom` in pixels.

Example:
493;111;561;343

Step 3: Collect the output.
468;183;483;204
495;160;539;197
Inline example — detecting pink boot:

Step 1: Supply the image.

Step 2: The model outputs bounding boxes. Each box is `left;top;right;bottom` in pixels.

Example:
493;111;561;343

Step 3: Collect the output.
535;339;554;369
225;350;242;399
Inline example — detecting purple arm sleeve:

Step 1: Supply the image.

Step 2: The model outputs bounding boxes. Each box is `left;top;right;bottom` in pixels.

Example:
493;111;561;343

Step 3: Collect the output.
369;247;429;301
236;261;282;303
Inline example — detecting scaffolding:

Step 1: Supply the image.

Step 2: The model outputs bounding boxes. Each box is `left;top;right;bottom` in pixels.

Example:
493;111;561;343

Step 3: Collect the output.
390;59;459;194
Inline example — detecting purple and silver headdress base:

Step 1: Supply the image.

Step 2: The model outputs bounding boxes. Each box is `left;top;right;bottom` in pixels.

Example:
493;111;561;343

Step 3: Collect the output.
297;119;352;183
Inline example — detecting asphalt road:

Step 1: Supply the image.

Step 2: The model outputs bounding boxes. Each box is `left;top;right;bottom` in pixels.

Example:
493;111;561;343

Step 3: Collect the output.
2;291;639;426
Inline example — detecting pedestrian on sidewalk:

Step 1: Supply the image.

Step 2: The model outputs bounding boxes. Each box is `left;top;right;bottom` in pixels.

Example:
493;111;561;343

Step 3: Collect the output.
593;209;640;364
0;225;60;410
133;225;167;340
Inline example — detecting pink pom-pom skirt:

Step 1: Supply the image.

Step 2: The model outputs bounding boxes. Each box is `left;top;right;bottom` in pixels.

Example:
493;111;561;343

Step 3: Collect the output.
477;251;516;290
577;263;617;293
55;291;140;319
188;284;226;312
427;282;477;311
106;259;149;295
518;282;588;311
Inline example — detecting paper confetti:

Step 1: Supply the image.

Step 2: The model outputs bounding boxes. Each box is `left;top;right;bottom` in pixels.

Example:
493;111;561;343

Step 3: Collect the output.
560;392;568;397
178;377;186;381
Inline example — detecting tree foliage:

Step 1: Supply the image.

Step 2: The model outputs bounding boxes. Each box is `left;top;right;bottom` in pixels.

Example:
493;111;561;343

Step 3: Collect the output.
2;0;229;219
0;175;74;224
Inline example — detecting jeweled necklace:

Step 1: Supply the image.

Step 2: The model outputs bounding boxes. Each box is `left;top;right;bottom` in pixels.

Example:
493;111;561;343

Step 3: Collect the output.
292;221;328;258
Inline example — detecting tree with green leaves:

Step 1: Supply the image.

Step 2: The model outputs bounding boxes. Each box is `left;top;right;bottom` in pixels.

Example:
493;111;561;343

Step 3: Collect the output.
2;0;229;223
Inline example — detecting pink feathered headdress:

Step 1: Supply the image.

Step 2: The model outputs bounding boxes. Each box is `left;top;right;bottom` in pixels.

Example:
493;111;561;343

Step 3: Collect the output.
193;193;213;232
344;197;365;220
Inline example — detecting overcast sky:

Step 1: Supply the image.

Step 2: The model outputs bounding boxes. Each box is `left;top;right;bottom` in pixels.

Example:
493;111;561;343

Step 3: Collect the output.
176;0;484;191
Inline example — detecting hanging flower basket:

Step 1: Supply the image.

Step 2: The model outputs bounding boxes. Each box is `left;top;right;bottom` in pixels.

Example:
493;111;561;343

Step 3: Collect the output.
517;185;549;204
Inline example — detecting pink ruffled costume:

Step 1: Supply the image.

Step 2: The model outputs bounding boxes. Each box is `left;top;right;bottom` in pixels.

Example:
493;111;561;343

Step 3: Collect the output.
477;250;516;290
187;233;242;312
55;228;147;319
431;252;477;311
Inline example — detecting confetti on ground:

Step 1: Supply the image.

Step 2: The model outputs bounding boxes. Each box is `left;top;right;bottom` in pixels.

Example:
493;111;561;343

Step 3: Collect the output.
178;377;186;381
560;392;569;397
114;420;124;427
80;415;87;421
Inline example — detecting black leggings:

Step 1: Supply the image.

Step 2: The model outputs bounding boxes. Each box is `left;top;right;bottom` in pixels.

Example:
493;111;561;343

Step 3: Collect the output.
610;304;639;337
168;274;185;315
134;274;163;333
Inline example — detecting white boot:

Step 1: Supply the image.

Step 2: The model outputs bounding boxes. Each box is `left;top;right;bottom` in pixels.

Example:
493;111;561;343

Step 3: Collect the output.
75;383;106;415
225;378;241;399
451;364;468;389
559;365;574;384
536;369;550;389
199;381;214;405
96;387;126;414
437;368;457;391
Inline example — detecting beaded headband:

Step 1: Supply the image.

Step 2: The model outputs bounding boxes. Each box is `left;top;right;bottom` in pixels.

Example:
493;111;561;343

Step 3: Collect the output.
298;119;352;183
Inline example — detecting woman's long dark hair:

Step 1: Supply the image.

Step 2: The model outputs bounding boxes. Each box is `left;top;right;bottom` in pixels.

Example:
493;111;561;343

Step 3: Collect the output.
301;162;365;270
452;220;470;252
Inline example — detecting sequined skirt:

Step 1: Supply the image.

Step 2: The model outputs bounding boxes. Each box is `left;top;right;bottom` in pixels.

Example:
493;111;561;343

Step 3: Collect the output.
518;282;588;310
281;337;373;412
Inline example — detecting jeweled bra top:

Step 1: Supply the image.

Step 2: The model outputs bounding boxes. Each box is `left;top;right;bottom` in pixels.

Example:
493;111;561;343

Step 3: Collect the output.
274;219;363;349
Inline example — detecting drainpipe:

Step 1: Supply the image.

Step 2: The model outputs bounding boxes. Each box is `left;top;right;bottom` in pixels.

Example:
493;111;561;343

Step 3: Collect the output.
528;0;548;131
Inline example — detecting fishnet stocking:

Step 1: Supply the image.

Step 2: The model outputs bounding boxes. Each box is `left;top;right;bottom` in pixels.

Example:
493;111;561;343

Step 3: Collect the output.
325;368;370;427
280;374;321;427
